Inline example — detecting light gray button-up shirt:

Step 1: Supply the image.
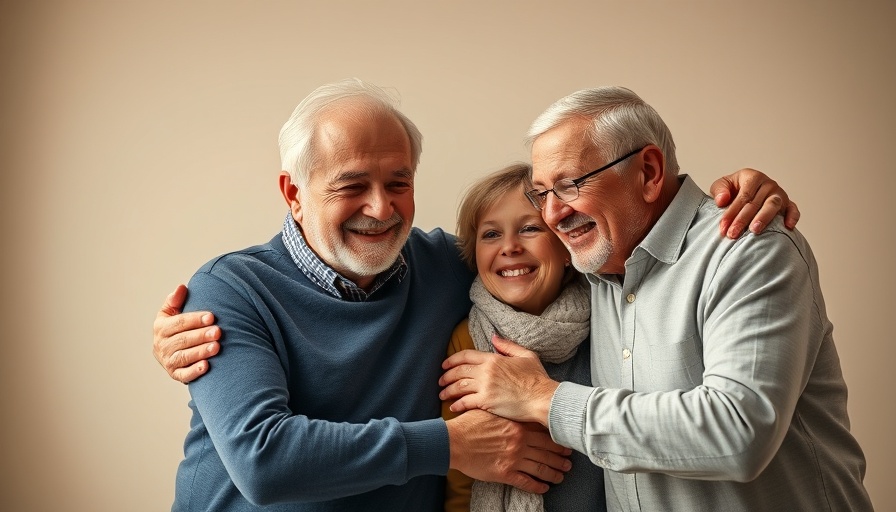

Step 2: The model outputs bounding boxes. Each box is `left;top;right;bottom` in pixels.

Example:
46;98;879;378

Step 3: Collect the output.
549;176;872;511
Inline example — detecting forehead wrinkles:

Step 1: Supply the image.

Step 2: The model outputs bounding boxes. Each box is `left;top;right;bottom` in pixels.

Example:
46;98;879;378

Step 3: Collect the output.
533;127;600;185
314;103;408;170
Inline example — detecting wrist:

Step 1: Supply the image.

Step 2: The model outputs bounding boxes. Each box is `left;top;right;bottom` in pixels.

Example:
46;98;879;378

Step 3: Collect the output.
532;379;560;427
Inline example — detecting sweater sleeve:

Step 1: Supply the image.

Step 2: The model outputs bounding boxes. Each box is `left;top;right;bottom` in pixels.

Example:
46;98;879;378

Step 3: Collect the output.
184;268;449;506
443;320;474;512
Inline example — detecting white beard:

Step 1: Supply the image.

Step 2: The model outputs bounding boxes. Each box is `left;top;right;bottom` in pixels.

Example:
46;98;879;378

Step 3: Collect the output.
302;210;409;279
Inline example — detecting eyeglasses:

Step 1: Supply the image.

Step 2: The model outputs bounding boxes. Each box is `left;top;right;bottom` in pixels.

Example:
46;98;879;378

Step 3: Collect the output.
525;146;646;211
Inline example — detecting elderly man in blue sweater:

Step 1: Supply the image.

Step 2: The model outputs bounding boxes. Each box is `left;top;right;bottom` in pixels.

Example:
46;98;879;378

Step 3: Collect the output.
153;79;799;511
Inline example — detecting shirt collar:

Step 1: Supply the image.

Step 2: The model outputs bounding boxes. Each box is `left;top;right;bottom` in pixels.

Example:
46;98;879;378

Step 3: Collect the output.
635;174;707;266
586;174;707;287
280;212;407;301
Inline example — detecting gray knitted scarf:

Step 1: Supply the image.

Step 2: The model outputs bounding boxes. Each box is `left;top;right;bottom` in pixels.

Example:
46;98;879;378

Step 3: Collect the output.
466;274;591;512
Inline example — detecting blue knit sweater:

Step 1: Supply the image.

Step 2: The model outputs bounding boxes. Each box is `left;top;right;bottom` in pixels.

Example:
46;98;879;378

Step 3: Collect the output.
173;228;474;511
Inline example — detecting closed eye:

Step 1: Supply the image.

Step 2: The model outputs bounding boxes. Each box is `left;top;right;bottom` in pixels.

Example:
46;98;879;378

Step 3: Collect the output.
337;183;366;194
520;225;544;234
388;181;413;192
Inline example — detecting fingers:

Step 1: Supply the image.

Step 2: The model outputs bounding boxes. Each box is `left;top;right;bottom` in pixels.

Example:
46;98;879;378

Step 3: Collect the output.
510;429;573;489
519;450;569;485
713;169;762;237
154;310;216;340
445;395;479;415
153;286;221;383
504;472;550;494
490;335;536;358
522;423;573;455
713;168;801;237
783;200;800;229
171;359;213;384
166;338;220;383
709;176;735;208
440;373;474;398
746;186;784;234
446;411;570;494
726;186;772;238
721;177;768;238
157;284;188;319
442;348;487;370
155;323;220;378
439;361;477;387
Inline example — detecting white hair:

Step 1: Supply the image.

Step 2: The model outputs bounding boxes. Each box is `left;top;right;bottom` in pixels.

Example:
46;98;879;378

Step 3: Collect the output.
278;78;423;184
526;86;679;174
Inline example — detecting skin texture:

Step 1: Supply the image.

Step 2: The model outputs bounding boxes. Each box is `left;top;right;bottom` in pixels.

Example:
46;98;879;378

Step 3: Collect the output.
438;121;802;427
532;121;677;275
280;105;416;290
475;188;570;316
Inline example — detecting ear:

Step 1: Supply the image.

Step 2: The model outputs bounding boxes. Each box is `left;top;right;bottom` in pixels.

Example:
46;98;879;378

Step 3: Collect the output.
638;145;666;204
279;171;302;223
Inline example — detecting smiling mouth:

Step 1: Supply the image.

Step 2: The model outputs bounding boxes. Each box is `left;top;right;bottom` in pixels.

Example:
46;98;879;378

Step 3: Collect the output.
566;222;595;239
499;267;534;277
345;220;401;238
350;227;392;236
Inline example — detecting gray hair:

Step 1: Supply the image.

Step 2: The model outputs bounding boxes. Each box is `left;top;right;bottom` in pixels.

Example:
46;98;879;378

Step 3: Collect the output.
526;86;679;174
278;78;423;184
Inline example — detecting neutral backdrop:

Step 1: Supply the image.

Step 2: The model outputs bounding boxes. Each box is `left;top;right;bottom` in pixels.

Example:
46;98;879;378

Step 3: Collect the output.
2;1;893;510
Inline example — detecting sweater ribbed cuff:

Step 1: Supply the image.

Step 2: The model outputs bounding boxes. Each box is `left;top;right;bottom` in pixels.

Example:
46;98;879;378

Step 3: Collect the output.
548;381;595;454
401;418;450;479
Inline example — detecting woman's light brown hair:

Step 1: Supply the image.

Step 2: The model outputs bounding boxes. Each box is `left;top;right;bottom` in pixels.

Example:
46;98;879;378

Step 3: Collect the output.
455;163;534;271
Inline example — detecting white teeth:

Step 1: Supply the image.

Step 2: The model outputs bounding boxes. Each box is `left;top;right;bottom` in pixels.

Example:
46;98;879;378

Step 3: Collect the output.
500;267;533;277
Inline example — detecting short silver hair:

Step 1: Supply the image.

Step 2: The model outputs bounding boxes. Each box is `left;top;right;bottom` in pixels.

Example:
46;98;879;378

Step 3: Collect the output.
278;78;423;184
526;86;679;175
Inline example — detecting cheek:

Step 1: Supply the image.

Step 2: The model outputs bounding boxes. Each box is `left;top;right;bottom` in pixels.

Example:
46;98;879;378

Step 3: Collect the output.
394;195;415;218
474;243;493;272
540;237;570;267
327;199;363;225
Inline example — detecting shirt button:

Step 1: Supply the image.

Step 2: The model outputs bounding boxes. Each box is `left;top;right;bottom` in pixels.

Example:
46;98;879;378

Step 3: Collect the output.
622;348;631;360
626;293;636;303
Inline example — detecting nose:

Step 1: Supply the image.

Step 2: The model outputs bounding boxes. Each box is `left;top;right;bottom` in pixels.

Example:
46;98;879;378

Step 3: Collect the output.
364;186;395;221
541;192;571;228
500;233;524;256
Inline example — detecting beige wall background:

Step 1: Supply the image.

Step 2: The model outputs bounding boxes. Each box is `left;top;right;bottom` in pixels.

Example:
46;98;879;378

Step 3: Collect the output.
2;1;893;510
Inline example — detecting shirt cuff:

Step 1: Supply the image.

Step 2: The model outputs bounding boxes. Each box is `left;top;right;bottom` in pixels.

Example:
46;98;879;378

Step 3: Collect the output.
401;418;450;478
548;381;595;454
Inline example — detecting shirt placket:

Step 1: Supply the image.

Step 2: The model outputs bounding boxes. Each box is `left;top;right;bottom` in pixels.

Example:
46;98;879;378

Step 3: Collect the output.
620;260;645;512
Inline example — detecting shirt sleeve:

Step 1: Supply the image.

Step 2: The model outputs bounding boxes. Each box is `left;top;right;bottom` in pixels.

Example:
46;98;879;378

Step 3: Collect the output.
549;230;823;482
184;269;449;505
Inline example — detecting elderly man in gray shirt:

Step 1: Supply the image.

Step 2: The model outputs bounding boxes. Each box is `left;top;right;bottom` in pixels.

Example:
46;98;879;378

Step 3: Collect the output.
441;86;873;511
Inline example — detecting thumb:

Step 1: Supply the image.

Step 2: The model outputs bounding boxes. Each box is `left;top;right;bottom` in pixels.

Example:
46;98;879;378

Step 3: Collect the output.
710;176;733;207
158;284;188;318
491;334;533;358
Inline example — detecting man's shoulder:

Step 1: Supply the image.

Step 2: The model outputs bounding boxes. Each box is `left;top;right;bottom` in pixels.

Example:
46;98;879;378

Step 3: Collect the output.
407;226;458;245
194;234;286;275
404;227;475;286
404;227;461;261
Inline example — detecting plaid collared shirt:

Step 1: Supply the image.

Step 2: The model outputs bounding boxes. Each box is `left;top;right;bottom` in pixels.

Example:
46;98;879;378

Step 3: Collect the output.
280;213;407;301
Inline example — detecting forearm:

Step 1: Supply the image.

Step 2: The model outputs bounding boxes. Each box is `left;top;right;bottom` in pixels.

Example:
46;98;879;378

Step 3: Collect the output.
198;397;449;504
185;271;450;504
550;382;778;481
